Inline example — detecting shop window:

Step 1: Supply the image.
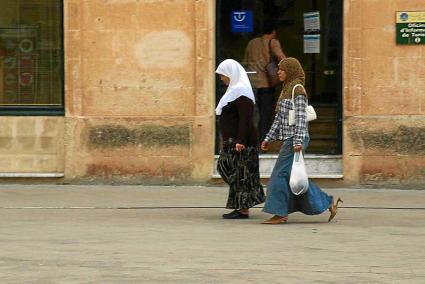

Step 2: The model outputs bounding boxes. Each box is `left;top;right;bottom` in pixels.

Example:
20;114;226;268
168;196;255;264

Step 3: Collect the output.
0;0;63;115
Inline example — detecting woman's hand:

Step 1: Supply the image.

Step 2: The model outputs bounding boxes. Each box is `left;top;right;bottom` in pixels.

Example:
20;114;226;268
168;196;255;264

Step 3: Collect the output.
293;144;302;152
261;141;269;152
235;143;246;152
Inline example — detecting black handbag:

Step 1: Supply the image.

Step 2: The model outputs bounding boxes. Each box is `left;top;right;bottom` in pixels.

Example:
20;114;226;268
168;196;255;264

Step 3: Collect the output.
265;39;280;86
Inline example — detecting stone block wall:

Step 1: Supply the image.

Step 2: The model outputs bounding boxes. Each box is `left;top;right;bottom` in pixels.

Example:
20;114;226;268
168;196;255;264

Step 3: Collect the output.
0;117;64;173
344;0;425;187
2;0;423;187
64;0;215;182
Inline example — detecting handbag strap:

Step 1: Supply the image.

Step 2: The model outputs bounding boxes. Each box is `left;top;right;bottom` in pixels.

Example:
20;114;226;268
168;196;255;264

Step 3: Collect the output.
268;39;275;63
291;84;309;107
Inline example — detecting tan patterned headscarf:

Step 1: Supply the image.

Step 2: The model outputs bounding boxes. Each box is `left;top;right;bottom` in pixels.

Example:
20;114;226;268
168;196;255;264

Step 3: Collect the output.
276;57;307;110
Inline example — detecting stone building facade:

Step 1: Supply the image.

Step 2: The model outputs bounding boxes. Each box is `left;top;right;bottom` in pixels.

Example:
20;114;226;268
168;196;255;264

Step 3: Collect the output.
0;0;424;187
343;0;425;186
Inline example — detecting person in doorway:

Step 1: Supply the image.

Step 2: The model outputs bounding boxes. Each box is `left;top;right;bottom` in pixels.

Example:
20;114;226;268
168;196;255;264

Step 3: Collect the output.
260;57;342;224
215;59;266;219
243;20;286;141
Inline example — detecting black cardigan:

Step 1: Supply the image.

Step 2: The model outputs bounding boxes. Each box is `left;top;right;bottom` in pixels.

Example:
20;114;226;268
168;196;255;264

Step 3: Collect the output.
219;96;258;147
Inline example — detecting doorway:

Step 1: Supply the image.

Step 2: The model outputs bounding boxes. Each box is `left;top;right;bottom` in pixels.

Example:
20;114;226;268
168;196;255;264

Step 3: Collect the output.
215;0;343;155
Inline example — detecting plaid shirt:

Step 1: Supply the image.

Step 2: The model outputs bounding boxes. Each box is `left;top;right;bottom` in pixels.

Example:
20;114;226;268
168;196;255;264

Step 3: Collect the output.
264;95;309;146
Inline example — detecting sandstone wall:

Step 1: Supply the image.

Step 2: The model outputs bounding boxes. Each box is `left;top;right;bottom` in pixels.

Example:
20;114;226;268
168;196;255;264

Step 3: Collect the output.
2;0;424;186
64;0;215;182
0;117;64;174
344;0;425;186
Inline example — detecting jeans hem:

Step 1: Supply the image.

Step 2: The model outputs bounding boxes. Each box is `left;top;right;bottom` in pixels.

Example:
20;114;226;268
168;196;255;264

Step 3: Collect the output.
262;207;288;217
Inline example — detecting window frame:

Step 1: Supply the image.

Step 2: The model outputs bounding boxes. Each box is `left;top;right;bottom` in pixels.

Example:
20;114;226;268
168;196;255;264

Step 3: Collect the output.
0;0;65;116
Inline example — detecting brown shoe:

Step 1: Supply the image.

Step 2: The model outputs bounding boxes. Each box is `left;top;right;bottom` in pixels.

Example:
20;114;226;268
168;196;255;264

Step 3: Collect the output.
328;197;343;223
262;215;288;224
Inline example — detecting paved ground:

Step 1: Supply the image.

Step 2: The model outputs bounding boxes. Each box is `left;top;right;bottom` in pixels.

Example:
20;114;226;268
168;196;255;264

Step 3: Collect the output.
0;185;424;283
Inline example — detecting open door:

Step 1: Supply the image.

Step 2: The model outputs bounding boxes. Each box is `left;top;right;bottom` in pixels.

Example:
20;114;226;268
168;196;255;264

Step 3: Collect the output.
215;0;343;155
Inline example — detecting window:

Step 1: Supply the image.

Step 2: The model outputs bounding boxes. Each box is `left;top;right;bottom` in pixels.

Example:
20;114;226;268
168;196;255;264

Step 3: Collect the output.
0;0;63;115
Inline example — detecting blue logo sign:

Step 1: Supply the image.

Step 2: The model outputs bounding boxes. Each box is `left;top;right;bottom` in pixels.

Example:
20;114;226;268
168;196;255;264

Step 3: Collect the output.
231;10;253;33
400;13;409;21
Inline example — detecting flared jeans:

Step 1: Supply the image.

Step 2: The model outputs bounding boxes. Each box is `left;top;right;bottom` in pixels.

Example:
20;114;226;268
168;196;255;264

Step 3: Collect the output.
263;137;333;217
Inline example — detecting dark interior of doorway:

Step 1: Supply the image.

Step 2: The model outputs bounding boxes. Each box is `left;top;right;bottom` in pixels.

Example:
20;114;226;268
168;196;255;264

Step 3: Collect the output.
215;0;343;155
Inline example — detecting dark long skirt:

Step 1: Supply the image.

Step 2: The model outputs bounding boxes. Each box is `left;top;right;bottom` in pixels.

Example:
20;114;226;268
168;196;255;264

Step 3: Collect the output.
217;140;265;209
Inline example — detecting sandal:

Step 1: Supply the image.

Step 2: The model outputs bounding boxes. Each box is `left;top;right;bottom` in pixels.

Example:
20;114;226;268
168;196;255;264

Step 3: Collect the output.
262;215;288;224
328;197;343;222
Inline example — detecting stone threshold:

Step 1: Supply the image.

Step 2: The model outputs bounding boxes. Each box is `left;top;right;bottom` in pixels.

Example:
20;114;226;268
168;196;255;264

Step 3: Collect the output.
0;173;65;178
213;154;343;179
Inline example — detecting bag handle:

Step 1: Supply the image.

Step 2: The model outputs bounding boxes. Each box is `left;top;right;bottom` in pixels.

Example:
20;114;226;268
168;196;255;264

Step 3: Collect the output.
291;84;308;107
268;39;276;63
294;151;300;162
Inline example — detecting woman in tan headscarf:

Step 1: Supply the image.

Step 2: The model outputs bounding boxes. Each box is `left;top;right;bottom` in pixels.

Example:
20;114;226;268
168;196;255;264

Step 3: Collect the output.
260;57;342;224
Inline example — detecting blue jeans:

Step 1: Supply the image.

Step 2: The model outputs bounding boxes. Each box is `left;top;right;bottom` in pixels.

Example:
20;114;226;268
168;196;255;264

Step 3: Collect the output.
263;137;333;217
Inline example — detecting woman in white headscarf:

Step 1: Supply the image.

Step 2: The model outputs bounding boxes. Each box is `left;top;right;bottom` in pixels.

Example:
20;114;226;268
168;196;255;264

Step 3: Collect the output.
216;59;265;219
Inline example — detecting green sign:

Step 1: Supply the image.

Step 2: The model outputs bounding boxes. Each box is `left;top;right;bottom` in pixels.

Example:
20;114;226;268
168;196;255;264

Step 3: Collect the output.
396;11;425;45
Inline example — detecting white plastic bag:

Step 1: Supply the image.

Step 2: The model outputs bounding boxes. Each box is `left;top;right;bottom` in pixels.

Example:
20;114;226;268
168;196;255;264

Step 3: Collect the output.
289;152;309;195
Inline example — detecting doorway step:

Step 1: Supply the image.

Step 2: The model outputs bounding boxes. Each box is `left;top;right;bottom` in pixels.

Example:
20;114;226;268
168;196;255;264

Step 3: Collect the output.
212;154;343;179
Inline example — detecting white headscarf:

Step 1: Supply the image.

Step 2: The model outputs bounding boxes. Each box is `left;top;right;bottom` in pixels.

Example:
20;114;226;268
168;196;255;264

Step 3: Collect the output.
215;59;255;115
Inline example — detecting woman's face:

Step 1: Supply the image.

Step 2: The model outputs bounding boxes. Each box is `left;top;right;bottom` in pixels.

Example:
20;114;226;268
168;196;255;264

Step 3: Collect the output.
277;69;287;82
220;74;230;85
